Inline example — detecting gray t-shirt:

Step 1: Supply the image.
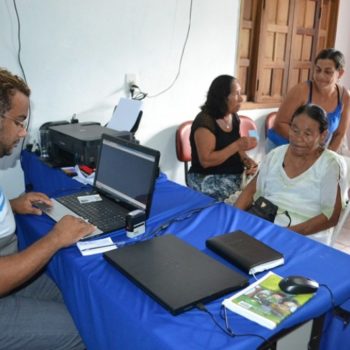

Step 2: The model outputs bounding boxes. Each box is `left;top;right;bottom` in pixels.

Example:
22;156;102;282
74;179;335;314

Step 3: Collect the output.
0;187;16;240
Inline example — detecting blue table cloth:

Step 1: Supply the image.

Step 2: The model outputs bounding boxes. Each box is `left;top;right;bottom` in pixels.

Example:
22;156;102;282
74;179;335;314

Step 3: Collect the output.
15;151;350;349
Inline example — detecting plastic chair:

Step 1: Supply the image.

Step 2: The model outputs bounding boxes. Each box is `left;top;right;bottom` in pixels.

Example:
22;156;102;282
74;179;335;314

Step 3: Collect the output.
331;202;350;247
265;112;277;137
175;121;192;185
239;115;258;150
331;156;350;246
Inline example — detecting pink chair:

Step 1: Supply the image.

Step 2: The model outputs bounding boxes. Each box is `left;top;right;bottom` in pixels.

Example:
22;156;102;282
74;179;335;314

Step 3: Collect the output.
265;112;277;137
239;115;258;150
175;121;192;185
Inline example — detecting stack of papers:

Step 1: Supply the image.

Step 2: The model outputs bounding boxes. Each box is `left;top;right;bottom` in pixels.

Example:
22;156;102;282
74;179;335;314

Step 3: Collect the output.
77;237;117;256
73;165;95;185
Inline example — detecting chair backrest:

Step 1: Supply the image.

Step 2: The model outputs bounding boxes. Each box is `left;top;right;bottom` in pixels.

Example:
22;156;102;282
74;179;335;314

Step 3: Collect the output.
265;112;277;137
331;202;350;247
175;121;192;185
330;156;350;246
239;115;258;150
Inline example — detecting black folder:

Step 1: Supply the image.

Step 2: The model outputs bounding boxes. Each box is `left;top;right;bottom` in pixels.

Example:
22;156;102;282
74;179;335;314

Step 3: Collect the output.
206;230;284;275
104;234;248;315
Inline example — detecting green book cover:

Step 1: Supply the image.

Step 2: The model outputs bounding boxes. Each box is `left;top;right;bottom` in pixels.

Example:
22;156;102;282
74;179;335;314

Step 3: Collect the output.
222;272;315;329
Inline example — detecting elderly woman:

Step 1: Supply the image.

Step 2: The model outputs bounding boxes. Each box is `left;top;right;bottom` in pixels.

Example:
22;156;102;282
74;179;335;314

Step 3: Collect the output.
236;104;348;245
267;48;350;153
188;75;257;201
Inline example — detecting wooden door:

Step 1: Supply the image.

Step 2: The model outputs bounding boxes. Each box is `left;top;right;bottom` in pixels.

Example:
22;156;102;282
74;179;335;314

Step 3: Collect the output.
237;0;339;108
254;0;295;103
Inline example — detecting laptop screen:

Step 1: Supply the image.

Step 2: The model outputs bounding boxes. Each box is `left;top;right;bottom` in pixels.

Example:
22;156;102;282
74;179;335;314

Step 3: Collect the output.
94;136;160;213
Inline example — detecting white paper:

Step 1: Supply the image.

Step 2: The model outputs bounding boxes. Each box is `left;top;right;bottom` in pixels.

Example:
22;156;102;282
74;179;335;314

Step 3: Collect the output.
248;129;259;140
77;194;102;204
73;165;95;185
107;97;142;132
77;237;117;256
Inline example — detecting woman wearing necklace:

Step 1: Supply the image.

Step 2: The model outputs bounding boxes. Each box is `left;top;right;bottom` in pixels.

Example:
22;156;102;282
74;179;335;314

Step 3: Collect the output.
188;75;258;201
267;48;350;153
236;104;348;245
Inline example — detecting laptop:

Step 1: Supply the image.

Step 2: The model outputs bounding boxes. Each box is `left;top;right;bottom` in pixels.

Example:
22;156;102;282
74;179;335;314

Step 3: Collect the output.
104;234;248;315
37;134;160;239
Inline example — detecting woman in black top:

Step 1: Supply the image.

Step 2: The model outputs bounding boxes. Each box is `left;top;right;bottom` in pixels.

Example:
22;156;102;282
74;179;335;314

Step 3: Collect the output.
188;75;257;201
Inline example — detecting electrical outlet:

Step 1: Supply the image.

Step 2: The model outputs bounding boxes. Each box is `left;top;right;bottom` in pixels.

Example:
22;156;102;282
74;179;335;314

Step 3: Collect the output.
125;73;137;87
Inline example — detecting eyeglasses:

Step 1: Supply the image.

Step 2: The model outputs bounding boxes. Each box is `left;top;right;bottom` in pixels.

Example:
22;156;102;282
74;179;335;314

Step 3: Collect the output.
1;115;27;129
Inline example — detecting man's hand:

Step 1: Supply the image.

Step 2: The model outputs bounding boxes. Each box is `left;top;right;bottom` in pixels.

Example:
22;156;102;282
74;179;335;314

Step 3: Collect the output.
10;192;52;215
48;215;96;248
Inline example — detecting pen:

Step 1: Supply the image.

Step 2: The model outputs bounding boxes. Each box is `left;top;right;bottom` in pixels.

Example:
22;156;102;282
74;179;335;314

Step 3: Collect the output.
79;243;117;252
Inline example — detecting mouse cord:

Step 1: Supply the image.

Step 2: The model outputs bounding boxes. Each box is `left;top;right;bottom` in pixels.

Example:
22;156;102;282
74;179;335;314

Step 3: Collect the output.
144;200;219;239
319;284;336;308
196;303;271;346
307;283;340;348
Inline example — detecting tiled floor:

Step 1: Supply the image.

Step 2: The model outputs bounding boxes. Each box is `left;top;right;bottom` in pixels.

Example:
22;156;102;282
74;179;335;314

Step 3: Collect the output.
333;217;350;254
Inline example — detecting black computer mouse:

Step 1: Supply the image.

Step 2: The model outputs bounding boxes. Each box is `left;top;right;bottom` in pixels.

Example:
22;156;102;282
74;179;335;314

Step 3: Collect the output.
279;275;319;294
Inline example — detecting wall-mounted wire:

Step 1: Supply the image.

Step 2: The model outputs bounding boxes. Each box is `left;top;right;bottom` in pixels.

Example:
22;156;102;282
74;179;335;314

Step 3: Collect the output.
147;0;193;98
13;0;31;152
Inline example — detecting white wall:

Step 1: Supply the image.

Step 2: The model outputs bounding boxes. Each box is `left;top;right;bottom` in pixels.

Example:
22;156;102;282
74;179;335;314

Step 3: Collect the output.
335;0;350;89
1;0;350;199
0;0;241;197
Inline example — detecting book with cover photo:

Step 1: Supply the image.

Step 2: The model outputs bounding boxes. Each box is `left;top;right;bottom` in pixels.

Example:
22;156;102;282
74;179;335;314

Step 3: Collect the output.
222;272;315;329
206;230;284;275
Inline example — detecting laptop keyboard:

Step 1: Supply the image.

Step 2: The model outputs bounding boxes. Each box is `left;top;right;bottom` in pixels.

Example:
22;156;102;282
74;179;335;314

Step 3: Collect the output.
56;192;127;232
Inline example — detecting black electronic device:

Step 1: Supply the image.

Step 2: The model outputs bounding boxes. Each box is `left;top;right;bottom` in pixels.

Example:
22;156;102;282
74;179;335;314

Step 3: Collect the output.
39;134;160;239
39;120;70;159
47;122;135;167
126;209;146;238
104;234;248;315
279;275;319;294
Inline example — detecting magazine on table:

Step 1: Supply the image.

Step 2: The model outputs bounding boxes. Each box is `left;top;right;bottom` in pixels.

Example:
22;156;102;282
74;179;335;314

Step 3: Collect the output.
222;272;315;329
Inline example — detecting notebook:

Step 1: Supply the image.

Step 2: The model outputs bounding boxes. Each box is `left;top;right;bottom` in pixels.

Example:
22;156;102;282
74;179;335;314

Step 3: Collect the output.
38;134;160;239
103;234;248;315
206;230;284;275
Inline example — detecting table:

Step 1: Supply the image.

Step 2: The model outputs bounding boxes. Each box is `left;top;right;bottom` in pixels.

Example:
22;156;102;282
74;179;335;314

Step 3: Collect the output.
16;151;350;349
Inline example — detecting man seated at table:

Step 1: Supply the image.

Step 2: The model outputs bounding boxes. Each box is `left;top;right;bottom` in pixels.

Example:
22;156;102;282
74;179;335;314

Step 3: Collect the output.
0;67;95;349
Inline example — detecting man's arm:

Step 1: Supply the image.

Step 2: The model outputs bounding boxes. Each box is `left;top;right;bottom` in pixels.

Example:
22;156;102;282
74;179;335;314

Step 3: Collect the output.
0;215;95;296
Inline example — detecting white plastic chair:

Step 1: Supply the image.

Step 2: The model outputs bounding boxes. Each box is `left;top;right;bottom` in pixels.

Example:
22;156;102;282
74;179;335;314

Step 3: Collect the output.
330;155;350;247
331;201;350;246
